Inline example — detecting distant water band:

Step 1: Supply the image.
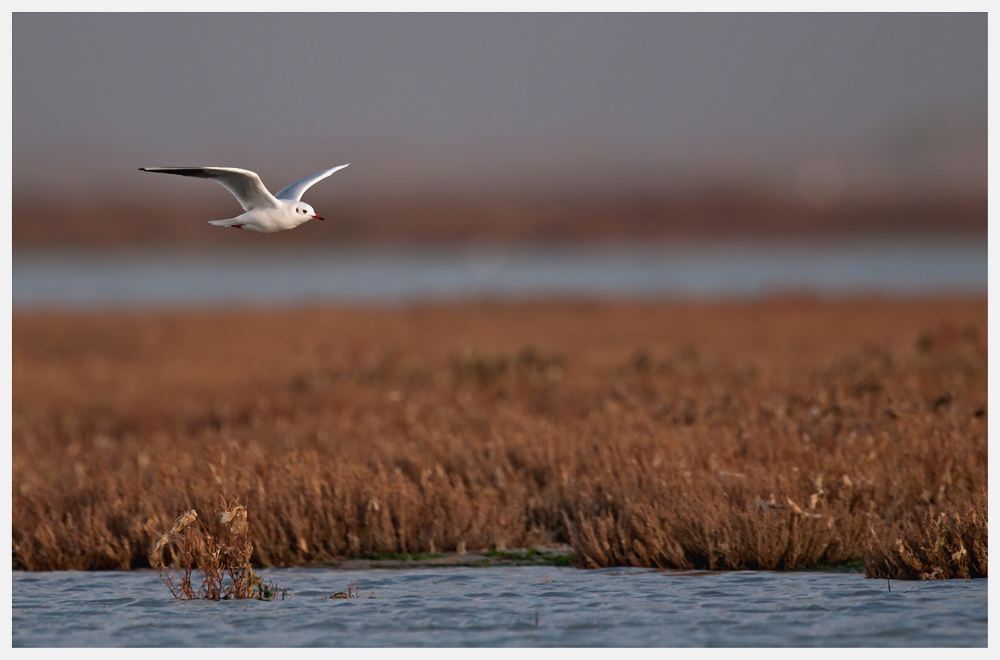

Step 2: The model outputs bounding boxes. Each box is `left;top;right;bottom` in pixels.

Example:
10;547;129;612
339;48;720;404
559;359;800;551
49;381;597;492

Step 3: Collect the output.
11;239;987;309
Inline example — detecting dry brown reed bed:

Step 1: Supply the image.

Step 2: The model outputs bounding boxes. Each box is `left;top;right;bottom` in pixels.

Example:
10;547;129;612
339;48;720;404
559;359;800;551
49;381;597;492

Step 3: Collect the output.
12;298;986;578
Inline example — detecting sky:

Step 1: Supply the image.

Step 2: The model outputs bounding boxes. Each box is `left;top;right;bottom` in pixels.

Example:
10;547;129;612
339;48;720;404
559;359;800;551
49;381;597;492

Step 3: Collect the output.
13;13;987;198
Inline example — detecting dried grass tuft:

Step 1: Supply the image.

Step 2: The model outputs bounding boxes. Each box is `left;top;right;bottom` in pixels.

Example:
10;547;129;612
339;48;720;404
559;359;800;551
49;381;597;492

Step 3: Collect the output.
323;580;370;599
866;488;987;580
153;497;287;601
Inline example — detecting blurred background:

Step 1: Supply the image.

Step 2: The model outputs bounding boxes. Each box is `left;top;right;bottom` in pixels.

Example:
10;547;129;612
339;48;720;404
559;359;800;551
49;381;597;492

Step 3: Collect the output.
12;13;987;306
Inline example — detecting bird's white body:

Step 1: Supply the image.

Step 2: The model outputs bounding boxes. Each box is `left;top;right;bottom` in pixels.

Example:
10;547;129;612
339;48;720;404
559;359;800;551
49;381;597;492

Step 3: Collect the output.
139;164;349;233
222;201;318;233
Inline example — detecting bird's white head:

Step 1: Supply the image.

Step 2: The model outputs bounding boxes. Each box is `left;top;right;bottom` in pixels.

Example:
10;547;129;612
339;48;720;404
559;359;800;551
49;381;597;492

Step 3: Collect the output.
292;201;323;222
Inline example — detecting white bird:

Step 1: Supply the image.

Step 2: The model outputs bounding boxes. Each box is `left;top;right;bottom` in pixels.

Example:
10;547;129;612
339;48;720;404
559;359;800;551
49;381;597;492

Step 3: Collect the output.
139;164;350;233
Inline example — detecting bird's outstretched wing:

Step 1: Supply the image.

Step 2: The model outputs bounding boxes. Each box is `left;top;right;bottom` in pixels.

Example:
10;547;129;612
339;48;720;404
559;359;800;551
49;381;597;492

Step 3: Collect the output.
139;167;281;211
274;164;350;202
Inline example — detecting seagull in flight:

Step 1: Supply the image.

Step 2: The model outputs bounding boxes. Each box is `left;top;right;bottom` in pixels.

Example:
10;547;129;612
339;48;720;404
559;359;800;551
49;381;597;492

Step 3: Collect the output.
139;164;349;232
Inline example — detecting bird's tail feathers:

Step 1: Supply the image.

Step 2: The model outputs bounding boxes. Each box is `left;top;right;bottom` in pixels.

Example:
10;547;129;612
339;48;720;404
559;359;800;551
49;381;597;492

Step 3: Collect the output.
208;219;237;227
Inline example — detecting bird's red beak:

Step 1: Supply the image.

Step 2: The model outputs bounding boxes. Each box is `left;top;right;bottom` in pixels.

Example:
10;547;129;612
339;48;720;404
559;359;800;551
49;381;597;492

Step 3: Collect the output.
312;214;324;221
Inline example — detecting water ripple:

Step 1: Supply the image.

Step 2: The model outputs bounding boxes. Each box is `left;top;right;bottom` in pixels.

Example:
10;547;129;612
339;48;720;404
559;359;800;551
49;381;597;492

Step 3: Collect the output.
13;567;986;647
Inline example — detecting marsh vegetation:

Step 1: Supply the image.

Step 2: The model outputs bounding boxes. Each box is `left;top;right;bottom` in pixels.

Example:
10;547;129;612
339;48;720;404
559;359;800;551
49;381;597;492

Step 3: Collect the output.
12;299;986;579
151;499;288;600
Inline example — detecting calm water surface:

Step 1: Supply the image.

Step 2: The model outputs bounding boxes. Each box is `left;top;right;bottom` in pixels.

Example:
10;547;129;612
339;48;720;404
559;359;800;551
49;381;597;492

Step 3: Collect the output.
12;238;986;309
12;568;987;647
